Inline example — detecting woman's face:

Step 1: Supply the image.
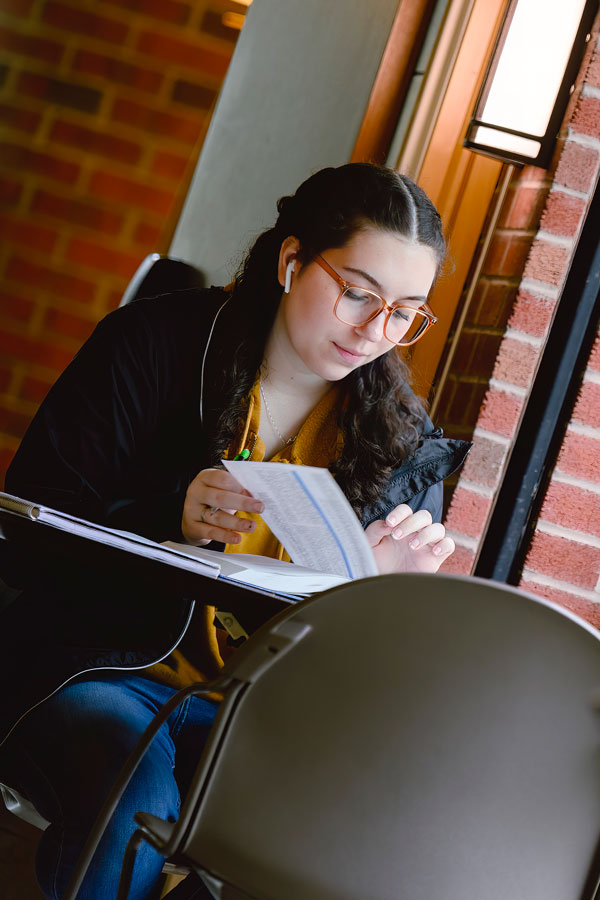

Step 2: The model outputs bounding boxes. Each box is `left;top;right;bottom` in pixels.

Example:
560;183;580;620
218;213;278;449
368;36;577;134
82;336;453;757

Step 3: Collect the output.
275;227;439;383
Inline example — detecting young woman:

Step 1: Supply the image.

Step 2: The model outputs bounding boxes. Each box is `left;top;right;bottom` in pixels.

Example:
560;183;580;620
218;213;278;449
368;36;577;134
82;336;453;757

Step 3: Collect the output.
1;163;469;899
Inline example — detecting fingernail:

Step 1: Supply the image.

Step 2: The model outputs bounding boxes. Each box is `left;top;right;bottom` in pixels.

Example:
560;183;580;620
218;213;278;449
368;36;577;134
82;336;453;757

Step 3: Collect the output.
253;501;264;513
387;515;398;527
409;538;420;549
246;521;256;531
392;529;403;540
433;546;442;555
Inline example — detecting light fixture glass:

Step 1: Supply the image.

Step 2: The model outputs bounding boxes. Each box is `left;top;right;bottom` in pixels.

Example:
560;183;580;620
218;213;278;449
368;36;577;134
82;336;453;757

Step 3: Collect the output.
464;0;597;167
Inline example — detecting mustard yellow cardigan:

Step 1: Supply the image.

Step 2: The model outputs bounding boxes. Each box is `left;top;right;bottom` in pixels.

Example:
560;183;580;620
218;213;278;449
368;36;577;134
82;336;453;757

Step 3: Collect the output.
145;378;341;688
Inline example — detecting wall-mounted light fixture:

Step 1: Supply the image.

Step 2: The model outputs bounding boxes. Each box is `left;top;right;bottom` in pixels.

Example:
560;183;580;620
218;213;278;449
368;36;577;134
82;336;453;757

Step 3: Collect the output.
464;0;597;168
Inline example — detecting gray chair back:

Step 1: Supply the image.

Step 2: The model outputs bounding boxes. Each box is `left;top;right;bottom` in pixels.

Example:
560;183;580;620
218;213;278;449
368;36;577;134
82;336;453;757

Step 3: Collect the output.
136;573;600;900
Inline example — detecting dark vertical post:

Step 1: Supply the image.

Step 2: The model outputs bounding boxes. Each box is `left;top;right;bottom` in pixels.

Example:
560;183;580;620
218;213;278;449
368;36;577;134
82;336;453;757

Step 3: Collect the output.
474;178;600;583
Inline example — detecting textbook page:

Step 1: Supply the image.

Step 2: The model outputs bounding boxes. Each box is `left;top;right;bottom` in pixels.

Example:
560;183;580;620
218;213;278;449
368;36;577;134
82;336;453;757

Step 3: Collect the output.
0;492;221;579
163;543;350;595
223;461;378;579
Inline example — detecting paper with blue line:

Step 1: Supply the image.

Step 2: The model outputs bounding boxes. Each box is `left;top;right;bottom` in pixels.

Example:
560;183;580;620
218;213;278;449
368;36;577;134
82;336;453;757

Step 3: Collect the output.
223;461;378;580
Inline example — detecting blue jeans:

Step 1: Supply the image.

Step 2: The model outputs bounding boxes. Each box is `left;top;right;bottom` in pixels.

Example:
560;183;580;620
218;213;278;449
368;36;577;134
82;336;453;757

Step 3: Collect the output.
2;672;219;899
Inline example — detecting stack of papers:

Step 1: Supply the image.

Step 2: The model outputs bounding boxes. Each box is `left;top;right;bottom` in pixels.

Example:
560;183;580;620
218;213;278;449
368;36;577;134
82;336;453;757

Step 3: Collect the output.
0;463;377;598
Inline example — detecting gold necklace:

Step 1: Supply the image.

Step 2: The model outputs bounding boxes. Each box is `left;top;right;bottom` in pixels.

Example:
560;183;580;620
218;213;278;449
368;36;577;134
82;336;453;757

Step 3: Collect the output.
259;381;298;446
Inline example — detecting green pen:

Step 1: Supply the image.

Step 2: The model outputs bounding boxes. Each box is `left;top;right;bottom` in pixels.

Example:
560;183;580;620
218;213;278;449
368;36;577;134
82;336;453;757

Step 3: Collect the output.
233;448;250;461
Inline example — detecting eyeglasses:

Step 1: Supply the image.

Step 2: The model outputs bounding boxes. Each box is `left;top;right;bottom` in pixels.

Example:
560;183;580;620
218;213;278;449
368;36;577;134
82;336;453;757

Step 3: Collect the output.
314;254;437;347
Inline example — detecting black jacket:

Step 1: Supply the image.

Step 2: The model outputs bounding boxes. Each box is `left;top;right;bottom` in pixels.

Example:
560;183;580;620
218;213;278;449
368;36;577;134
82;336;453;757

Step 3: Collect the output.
1;287;470;745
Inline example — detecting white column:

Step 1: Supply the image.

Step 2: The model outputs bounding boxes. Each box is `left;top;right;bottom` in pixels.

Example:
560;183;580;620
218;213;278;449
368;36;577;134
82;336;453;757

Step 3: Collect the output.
170;0;401;285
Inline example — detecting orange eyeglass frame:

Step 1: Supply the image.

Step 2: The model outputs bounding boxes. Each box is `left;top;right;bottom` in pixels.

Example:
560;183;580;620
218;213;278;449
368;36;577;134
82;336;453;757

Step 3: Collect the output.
314;254;437;346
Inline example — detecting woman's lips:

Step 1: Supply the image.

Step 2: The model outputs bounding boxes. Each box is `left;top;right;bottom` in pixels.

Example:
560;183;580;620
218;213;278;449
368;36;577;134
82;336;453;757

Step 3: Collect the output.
333;342;366;364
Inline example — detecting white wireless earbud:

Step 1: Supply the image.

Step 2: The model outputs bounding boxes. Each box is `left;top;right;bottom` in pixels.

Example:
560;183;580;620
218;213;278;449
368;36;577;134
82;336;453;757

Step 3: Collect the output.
284;261;295;294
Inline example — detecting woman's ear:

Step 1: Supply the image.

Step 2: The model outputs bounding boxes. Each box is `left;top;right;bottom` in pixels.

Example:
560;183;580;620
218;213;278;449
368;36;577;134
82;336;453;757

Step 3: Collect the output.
277;236;301;291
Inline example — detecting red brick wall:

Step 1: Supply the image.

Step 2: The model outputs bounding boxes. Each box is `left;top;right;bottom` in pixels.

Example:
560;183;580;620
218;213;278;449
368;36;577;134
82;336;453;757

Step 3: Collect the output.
0;0;243;484
443;21;600;627
520;334;600;627
435;164;552;482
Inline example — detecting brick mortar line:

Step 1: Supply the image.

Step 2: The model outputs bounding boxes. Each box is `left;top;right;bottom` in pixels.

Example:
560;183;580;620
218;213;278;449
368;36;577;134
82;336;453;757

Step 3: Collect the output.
582;84;600;99
503;327;543;347
512;178;552;190
536;518;600;548
445;373;496;385
567;420;600;439
488;377;527;398
0;392;39;413
57;3;242;53
535;229;575;249
553;470;600;494
519;278;560;300
461;324;513;336
521;568;600;602
549;183;590;201
444;530;478;551
457;479;495;498
567;130;600;151
472;427;511;446
0;433;19;449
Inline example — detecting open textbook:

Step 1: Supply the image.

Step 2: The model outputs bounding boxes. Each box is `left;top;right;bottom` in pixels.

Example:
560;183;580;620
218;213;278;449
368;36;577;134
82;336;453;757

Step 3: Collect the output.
0;466;377;598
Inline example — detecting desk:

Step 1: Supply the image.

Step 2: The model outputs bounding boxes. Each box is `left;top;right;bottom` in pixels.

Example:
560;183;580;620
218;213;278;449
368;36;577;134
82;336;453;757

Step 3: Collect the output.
0;508;292;744
0;508;290;635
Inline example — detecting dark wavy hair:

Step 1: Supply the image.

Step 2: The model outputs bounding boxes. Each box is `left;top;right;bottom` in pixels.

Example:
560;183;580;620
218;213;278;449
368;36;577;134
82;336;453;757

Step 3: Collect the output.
207;163;446;514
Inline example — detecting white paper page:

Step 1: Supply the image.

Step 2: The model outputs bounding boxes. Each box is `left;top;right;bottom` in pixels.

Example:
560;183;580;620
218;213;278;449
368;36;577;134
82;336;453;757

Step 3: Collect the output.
222;461;378;579
163;542;350;594
225;570;344;594
37;512;221;577
0;492;221;579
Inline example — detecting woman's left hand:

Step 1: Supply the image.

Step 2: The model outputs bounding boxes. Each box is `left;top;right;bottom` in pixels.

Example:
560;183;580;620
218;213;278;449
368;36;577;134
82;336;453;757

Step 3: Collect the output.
365;504;455;574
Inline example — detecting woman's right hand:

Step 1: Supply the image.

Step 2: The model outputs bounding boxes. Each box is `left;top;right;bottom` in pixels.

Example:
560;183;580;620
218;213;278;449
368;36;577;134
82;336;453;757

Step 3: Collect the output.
182;467;264;546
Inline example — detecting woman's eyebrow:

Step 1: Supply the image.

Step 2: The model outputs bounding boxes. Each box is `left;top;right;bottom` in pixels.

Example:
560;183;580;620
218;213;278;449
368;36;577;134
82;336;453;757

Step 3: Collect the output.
341;265;382;290
341;265;428;306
